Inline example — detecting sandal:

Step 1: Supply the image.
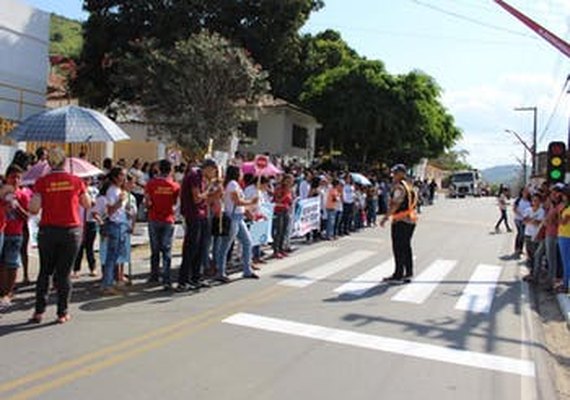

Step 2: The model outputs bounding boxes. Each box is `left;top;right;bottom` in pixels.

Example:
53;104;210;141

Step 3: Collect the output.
28;313;43;324
57;314;71;324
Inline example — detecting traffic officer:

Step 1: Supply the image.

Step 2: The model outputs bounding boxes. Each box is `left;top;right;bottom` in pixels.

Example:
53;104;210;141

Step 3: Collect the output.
380;164;418;284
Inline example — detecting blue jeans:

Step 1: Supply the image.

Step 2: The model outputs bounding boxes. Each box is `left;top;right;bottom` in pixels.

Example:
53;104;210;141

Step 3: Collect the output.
326;209;336;239
558;237;570;289
216;214;253;277
515;220;525;253
103;221;125;288
148;221;175;284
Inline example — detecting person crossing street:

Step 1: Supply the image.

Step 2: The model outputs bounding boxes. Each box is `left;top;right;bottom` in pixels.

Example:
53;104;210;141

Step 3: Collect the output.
381;164;418;284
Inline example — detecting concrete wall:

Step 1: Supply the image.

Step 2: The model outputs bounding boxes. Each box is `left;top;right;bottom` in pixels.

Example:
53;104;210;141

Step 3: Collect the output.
0;0;49;121
239;106;319;165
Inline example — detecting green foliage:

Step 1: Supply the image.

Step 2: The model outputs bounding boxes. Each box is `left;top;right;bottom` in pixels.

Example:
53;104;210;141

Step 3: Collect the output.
49;14;83;58
431;149;472;171
116;32;269;155
301;59;462;166
77;0;322;107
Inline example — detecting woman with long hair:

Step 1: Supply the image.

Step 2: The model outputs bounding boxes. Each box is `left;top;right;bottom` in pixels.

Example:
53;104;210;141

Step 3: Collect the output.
215;165;258;283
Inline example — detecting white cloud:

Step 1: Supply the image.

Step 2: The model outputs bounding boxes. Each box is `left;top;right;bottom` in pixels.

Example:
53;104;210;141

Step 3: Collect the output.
443;72;569;169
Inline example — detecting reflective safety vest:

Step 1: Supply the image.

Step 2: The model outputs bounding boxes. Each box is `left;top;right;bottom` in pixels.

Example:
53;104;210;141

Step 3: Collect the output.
391;181;418;223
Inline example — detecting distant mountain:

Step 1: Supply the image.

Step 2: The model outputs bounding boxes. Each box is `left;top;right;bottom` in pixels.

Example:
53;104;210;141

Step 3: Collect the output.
481;164;521;185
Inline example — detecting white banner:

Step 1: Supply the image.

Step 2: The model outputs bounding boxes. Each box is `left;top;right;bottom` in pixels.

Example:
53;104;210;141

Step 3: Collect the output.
292;197;321;237
249;202;274;246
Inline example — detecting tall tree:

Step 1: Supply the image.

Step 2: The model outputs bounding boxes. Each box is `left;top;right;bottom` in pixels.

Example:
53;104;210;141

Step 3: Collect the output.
301;61;462;166
116;31;269;155
76;0;322;107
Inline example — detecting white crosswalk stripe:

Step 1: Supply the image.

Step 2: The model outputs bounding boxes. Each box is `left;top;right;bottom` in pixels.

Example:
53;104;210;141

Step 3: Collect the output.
391;259;457;304
333;258;394;296
278;250;376;288
455;264;502;314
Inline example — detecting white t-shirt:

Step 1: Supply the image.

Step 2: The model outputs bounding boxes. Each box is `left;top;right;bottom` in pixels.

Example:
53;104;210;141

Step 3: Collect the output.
523;206;545;239
223;180;245;215
93;195;108;220
80;185;100;222
106;185;127;223
244;184;259;213
514;198;531;221
299;180;311;200
343;184;354;204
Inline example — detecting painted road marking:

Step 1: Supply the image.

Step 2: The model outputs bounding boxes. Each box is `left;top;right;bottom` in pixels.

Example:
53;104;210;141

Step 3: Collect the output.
455;264;502;314
223;313;536;377
263;246;336;276
333;258;394;296
278;250;375;288
391;259;457;304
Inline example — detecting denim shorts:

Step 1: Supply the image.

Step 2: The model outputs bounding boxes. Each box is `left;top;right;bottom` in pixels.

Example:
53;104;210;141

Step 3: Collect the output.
1;235;23;269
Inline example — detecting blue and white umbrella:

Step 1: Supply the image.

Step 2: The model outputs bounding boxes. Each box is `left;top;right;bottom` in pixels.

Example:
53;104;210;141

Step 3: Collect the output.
351;172;372;186
8;105;130;143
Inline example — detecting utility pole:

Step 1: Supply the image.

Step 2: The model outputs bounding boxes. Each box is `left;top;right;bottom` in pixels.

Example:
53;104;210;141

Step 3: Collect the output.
514;107;537;176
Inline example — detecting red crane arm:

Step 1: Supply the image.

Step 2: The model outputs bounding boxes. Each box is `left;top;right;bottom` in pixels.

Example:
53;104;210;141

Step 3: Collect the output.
495;0;570;58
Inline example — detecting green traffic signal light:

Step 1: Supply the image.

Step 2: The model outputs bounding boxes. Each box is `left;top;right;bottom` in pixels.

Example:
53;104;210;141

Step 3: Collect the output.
550;170;562;180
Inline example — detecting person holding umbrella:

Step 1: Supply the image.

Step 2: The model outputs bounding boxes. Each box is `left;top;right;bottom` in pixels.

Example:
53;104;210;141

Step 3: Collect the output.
28;148;92;324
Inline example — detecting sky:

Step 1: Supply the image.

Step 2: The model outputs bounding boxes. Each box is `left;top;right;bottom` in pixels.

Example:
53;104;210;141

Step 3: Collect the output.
23;0;570;169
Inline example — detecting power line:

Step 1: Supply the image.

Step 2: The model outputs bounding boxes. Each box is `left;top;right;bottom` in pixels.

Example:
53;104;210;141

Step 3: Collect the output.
410;0;539;39
305;23;533;46
539;76;570;143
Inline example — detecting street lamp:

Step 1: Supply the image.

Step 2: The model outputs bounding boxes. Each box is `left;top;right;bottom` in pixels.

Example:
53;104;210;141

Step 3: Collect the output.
514;106;537;176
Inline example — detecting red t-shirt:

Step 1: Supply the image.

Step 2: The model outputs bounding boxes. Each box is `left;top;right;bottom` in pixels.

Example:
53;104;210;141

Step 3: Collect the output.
0;200;5;233
34;172;86;228
5;188;32;235
145;177;180;223
274;186;293;213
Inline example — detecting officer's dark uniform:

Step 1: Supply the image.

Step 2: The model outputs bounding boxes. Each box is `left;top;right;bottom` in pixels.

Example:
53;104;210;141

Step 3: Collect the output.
389;180;417;280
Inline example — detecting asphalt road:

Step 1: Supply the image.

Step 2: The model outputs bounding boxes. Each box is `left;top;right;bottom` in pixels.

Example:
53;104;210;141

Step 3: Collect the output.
0;196;557;400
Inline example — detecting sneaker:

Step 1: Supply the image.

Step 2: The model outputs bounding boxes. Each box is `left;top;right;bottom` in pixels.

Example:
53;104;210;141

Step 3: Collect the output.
163;283;173;292
101;287;121;296
175;283;191;292
243;273;260;280
191;280;211;289
215;276;231;284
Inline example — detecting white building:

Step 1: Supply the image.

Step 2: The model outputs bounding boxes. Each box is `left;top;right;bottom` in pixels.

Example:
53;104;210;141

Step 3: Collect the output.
238;97;321;166
0;0;49;122
0;0;50;169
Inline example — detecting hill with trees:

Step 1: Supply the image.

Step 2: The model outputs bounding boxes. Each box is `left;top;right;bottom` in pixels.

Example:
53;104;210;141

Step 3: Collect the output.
49;14;83;59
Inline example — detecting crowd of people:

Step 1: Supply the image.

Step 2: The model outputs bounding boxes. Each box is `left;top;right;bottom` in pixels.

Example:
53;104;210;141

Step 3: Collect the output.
495;182;570;294
0;147;438;324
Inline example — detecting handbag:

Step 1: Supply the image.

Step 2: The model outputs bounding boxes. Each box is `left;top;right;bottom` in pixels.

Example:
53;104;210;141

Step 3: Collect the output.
212;203;235;237
212;214;231;237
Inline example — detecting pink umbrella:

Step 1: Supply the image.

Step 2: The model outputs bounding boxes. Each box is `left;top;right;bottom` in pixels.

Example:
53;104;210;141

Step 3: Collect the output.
23;158;104;185
241;161;282;177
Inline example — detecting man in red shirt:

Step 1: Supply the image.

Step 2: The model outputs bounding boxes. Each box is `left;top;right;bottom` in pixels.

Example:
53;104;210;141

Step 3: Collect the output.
0;164;30;306
145;159;180;290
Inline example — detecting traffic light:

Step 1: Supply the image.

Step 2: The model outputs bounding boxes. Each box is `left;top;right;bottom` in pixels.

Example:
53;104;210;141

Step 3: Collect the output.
547;141;566;183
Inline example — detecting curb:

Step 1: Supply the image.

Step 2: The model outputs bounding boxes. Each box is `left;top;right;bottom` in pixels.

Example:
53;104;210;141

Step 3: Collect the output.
556;293;570;329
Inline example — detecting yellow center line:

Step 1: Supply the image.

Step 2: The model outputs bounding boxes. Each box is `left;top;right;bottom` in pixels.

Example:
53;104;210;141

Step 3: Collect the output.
0;284;288;397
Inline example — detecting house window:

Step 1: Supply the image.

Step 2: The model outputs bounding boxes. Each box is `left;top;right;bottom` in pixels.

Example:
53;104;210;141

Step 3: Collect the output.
239;121;258;139
292;124;308;149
